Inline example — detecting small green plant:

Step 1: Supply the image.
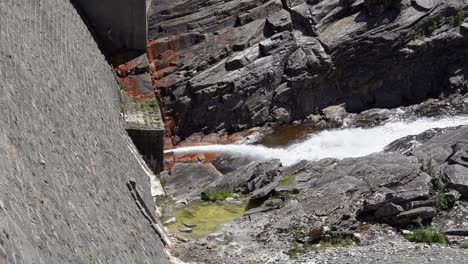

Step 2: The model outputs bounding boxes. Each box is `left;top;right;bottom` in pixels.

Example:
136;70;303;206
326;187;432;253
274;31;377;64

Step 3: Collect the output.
454;9;465;27
415;10;466;38
88;253;98;264
286;242;309;258
436;192;450;210
278;174;297;187
223;232;234;243
119;103;128;113
128;122;142;129
130;98;161;128
164;123;171;134
426;20;440;35
320;231;358;249
264;197;283;207
271;189;299;202
404;227;448;244
119;82;128;91
285;231;358;256
201;190;233;202
459;242;468;249
144;116;151;127
419;16;445;37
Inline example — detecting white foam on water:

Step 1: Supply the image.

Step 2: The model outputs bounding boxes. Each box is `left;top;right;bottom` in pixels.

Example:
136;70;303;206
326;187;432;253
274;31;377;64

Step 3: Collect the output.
165;116;468;166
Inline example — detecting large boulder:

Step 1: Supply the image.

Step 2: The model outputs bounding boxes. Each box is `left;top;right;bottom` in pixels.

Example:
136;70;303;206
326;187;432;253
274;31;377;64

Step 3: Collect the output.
374;202;404;217
215;159;282;193
161;163;224;202
444;164;468;199
388;207;437;224
321;104;348;124
412;0;434;10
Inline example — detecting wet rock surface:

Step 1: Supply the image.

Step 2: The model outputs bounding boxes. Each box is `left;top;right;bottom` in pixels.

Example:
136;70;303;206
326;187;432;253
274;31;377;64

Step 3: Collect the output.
149;0;468;138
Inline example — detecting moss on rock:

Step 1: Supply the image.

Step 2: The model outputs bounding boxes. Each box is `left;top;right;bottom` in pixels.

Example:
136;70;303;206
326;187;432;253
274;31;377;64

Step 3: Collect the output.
167;200;247;239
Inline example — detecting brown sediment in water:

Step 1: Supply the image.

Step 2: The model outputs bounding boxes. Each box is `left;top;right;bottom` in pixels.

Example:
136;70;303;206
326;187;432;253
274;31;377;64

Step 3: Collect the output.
259;123;319;147
163;123;320;170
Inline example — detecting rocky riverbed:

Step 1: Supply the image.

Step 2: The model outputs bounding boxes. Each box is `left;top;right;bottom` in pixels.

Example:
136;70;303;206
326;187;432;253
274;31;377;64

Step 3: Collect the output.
160;94;468;263
147;0;468;262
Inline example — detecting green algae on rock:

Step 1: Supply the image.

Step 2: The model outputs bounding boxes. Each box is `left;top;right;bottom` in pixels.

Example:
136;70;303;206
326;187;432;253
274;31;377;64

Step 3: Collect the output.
201;190;233;202
167;201;247;239
278;174;297;187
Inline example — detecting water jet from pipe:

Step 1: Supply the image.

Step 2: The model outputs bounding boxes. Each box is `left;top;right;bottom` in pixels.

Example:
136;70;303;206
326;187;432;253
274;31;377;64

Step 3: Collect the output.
164;116;468;166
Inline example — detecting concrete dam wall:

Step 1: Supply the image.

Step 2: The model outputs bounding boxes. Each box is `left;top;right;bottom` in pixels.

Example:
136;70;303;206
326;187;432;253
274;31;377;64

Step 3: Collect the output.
0;0;169;263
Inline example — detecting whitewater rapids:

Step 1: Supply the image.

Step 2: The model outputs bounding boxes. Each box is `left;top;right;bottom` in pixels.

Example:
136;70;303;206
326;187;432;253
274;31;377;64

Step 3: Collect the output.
164;116;468;166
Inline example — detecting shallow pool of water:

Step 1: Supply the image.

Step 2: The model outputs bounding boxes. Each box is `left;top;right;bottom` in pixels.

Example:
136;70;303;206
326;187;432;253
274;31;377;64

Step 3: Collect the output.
167;201;247;240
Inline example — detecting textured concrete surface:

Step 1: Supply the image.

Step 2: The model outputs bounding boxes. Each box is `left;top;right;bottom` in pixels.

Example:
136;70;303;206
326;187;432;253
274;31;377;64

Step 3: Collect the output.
0;0;169;263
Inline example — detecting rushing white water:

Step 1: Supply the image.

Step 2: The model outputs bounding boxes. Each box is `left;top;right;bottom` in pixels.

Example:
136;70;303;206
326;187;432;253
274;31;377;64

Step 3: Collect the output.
165;116;468;166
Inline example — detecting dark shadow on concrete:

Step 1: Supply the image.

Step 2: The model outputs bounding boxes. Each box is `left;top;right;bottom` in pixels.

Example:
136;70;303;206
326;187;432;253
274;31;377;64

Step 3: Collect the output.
127;128;165;174
69;0;114;65
70;0;149;66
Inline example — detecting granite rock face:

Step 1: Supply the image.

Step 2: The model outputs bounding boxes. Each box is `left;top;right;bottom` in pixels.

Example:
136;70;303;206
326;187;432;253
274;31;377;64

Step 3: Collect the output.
0;0;169;263
149;0;468;138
